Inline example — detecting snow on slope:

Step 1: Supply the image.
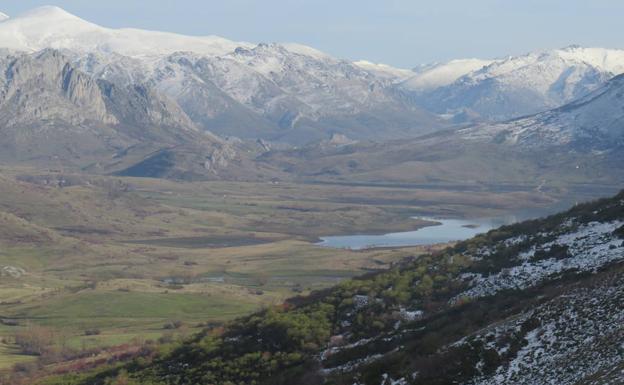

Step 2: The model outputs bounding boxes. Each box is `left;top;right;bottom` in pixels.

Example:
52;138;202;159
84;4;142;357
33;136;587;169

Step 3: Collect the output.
402;58;493;90
280;42;332;61
0;6;252;57
459;273;624;385
0;12;9;22
218;43;421;120
353;60;414;81
454;219;624;301
72;42;424;127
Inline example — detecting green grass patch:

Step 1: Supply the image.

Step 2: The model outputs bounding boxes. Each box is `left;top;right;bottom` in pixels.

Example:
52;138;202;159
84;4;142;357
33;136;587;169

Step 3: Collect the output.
0;342;36;370
10;291;257;329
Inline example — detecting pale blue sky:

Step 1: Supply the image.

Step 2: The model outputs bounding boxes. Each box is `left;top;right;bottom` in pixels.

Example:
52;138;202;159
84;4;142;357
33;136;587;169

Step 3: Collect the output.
2;0;623;67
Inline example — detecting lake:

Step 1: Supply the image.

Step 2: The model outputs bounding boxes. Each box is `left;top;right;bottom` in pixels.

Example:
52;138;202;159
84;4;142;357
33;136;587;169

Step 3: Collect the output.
317;217;512;250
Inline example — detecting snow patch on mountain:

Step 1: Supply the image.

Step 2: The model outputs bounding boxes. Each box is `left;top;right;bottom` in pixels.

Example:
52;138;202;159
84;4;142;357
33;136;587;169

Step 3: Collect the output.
454;219;624;302
280;42;332;60
403;58;493;90
459;275;624;385
0;12;9;22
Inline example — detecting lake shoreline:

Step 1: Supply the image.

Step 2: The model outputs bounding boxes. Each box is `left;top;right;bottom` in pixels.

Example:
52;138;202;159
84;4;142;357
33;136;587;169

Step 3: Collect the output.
316;216;513;250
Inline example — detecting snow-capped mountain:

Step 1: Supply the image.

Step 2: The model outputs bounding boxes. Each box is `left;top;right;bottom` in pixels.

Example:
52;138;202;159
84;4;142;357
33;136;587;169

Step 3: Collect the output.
67;43;441;143
459;73;624;150
406;46;624;122
0;12;9;22
0;6;442;144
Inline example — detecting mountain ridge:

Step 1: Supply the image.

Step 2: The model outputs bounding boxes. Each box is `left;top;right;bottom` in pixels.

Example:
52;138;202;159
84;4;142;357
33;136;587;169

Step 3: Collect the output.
406;45;624;122
457;72;624;149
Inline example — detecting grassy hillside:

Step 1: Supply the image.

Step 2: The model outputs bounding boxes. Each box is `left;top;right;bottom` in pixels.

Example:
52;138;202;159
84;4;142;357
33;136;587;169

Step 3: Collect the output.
31;191;624;385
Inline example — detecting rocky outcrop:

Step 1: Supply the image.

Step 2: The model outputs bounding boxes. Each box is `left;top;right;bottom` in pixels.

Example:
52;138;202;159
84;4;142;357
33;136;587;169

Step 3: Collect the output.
204;145;237;173
0;49;116;127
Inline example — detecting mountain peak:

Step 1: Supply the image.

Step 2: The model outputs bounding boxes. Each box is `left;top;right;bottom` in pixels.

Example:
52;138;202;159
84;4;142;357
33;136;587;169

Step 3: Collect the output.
18;5;80;20
0;12;8;22
561;43;583;51
0;6;248;57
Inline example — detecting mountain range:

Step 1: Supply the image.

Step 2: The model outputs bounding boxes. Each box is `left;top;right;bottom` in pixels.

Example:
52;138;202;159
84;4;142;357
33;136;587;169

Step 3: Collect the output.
0;6;623;188
0;6;442;147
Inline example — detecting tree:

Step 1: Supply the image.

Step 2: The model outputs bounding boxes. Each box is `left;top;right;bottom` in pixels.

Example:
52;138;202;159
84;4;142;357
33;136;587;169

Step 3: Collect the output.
416;275;434;296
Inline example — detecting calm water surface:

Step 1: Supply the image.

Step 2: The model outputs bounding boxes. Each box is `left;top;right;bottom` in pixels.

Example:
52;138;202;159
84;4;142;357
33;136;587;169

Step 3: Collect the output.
317;217;512;250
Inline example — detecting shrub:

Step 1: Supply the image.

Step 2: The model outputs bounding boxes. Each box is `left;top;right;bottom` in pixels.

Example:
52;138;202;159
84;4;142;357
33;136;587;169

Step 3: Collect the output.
14;326;57;356
163;320;184;330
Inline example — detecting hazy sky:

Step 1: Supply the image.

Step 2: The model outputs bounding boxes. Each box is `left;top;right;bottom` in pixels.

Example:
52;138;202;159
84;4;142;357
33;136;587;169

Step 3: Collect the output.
2;0;623;67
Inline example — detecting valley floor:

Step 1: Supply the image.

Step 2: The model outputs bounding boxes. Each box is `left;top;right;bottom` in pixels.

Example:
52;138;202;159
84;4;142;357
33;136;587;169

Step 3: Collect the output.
0;167;605;378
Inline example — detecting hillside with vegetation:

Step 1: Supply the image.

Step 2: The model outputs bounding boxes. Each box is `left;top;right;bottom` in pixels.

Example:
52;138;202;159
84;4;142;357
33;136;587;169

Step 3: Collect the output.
34;191;624;385
4;169;495;383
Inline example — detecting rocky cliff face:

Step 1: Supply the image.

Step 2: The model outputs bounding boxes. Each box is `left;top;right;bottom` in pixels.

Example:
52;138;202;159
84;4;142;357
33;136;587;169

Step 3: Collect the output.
0;49;202;135
0;49;243;178
0;49;116;127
